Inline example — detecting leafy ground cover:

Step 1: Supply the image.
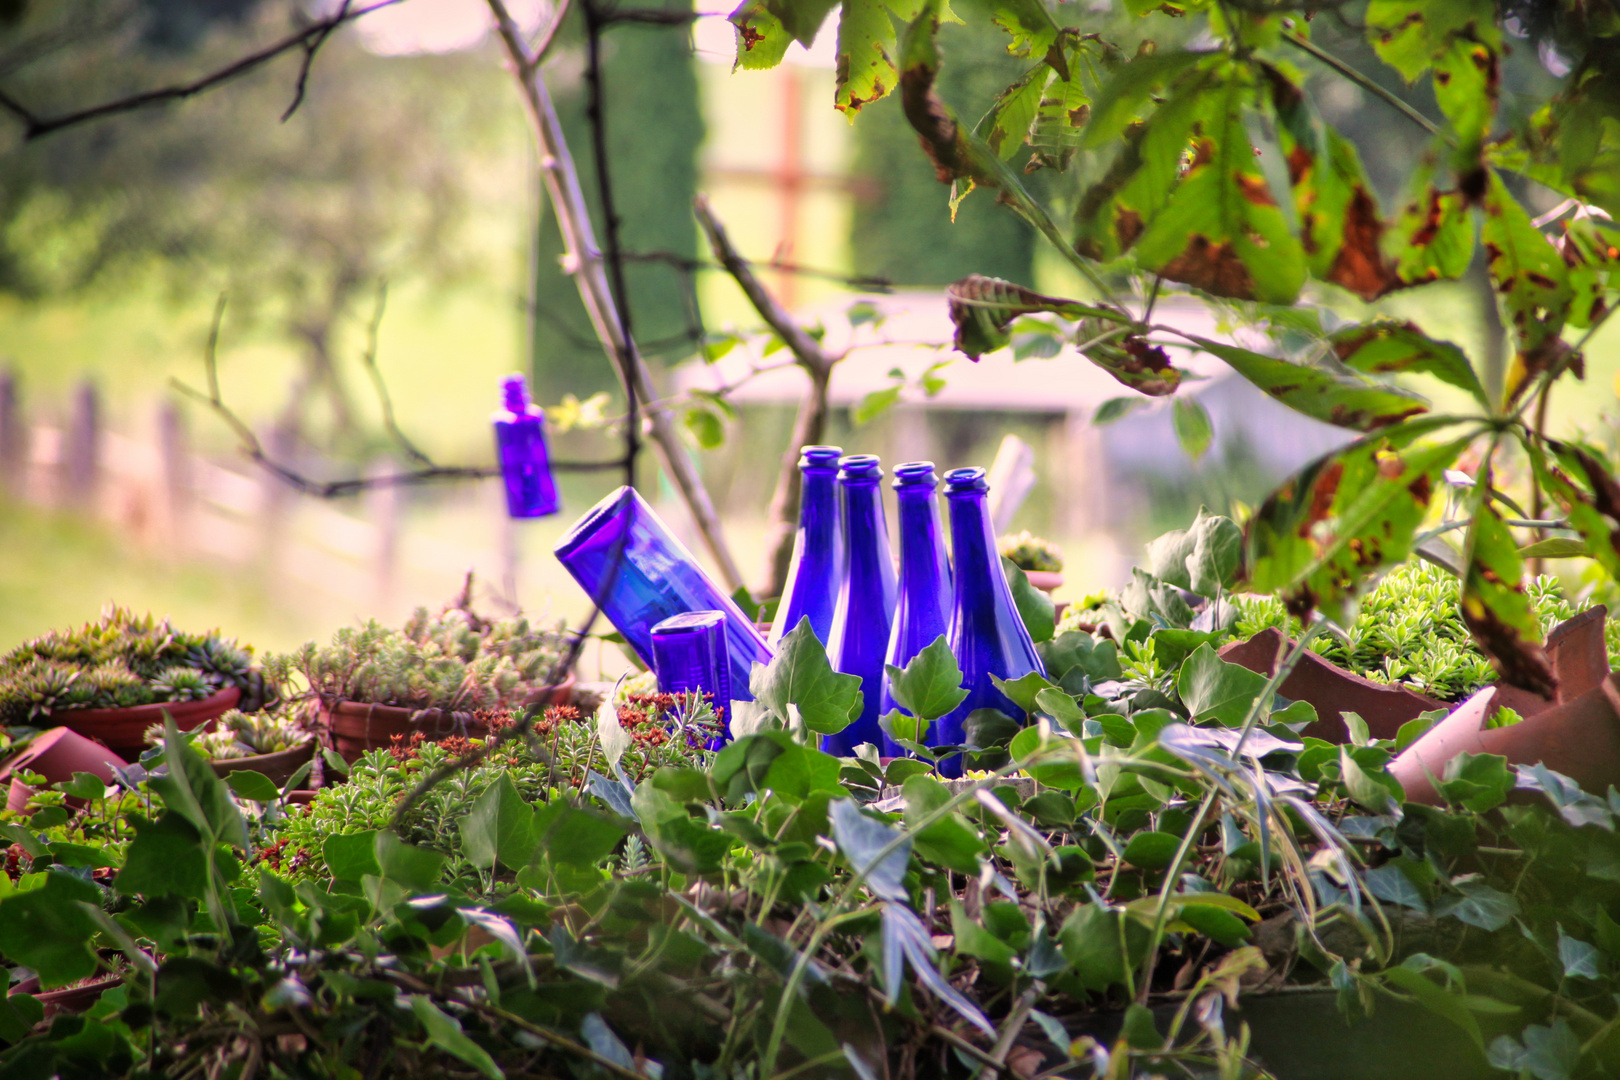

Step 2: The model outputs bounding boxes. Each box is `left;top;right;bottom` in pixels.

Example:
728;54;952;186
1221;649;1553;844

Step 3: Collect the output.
1;512;1617;1080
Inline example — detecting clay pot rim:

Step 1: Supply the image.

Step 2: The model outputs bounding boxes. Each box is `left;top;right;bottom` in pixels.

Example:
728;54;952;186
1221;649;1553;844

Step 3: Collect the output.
50;684;242;725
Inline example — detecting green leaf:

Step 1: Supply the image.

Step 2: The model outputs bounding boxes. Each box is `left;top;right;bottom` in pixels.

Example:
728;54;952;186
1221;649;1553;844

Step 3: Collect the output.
1339;745;1401;814
1172;397;1213;461
461;773;538;872
945;274;1121;361
991;671;1056;717
1038;631;1121;694
1002;557;1054;643
538;804;628;869
829;798;910;902
752;616;864;734
1518;537;1589;559
1245;421;1472;622
410;994;502;1079
1436;878;1519;932
1484;173;1573;399
224;770;281;803
904;776;988;874
885;636;969;721
1145;507;1242;597
1093;396;1149;425
762;743;842;803
1177;903;1251;946
53;771;107;801
981;63;1048;162
1532;441;1620;582
834;0;897;114
375;831;446;892
1459;501;1552;697
853;384;903;426
729;0;794;69
1177;644;1269;728
0;871;101;989
1133;79;1306;303
1058;902;1151;993
1436;752;1513;814
685;405;725;449
949;900;1017;967
1121;830;1181;870
1329;322;1488;407
1033;688;1086;737
1558;925;1603;980
116;812;209;900
1186;336;1429;432
1384;958;1483;1050
323;830;381;883
152;713;249;852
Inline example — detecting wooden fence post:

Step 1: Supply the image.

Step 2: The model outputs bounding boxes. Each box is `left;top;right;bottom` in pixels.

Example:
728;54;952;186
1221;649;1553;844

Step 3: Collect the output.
367;457;401;614
0;367;20;495
157;399;192;547
63;378;100;507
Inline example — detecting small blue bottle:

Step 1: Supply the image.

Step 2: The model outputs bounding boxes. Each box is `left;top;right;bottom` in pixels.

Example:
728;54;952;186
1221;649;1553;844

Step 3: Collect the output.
493;373;560;518
822;455;898;757
651;611;731;749
769;446;844;648
554;486;771;697
880;462;953;757
937;466;1045;778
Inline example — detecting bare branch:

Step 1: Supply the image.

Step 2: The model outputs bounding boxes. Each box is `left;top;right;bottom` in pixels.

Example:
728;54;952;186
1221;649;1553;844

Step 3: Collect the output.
0;0;403;141
529;0;577;66
353;281;434;467
622;249;892;293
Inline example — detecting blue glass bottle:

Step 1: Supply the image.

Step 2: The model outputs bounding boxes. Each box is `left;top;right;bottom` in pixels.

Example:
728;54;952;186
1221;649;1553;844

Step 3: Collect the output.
822;455;898;757
493;373;560;518
937;466;1046;778
880;462;953;757
651;611;731;749
554;486;771;698
769;446;844;648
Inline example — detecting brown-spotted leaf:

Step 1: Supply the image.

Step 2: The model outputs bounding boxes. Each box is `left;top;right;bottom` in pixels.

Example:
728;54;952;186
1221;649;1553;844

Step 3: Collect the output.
946;275;1118;360
1530;439;1620;583
1184;336;1430;432
1329;321;1488;407
835;0;899;114
1460;500;1554;698
1075;317;1182;397
729;0;794;69
1244;419;1475;623
1483;172;1574;405
1388;179;1475;285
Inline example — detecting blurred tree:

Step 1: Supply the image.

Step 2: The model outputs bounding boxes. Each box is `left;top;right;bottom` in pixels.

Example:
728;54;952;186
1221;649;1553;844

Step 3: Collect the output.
527;0;704;404
0;1;509;448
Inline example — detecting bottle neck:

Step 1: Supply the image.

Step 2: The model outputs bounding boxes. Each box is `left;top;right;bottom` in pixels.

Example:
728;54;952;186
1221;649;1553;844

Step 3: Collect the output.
842;481;889;571
946;488;994;573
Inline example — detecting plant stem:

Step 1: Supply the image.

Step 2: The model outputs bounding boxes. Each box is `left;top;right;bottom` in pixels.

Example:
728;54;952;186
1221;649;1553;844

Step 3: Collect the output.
1281;34;1447;143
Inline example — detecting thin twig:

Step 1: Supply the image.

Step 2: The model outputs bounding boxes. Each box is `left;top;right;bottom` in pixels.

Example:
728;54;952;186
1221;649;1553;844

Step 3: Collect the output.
0;0;404;140
529;0;577;66
1282;34;1447;143
354;282;434;467
281;0;352;122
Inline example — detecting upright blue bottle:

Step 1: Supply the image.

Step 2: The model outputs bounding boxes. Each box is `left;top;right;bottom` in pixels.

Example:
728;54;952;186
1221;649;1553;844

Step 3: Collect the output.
937;466;1046;778
822;455;898;757
880;462;953;757
493;374;560;518
769;446;844;648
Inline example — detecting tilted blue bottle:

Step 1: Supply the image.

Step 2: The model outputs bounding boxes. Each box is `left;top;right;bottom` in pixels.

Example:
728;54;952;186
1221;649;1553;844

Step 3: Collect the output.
879;462;953;758
554;486;771;699
769;446;844;648
937;466;1046;778
821;455;898;757
493;373;560;518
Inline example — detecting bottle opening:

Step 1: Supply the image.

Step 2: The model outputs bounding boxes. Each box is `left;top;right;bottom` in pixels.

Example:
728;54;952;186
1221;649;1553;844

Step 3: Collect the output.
838;454;883;481
501;373;530;413
943;467;988;494
799;445;843;469
893;461;938;488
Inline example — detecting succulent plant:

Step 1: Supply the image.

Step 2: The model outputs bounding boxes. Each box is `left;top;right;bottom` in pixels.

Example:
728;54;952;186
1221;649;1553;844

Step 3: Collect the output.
183;708;311;759
997;530;1064;574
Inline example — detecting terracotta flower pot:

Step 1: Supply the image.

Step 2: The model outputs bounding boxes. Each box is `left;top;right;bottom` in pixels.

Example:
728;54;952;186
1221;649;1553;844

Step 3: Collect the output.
210;737;316;786
521;672;577;709
10;972;123;1018
1218;628;1445;743
52;685;241;760
321;701;490;764
1024;570;1063;595
0;727;128;813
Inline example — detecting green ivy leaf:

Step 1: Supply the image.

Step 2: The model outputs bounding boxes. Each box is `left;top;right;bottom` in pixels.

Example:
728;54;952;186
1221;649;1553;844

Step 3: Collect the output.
885;635;969;722
752;616;864;735
461;773;538;872
904;776;988;874
1146;507;1242;598
409;994;502;1079
1177;644;1269;728
1002;557;1054;644
323;830;381;883
830;799;911;902
1058;902;1151;993
1121;830;1181;870
1037;631;1121;695
0;870;101;989
152;713;249;852
1093;397;1149;425
375;831;446;892
116;812;209;900
224;770;281;804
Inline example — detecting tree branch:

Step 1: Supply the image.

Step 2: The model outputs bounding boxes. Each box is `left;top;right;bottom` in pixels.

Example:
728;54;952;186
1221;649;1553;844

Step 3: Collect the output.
0;0;403;140
353;281;434;467
486;0;745;590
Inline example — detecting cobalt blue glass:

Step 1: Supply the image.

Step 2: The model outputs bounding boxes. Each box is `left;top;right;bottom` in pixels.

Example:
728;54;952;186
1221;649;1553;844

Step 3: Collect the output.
937;466;1046;778
651;611;731;749
822;454;898;757
493;373;561;518
554;486;771;698
880;462;953;757
769;445;844;648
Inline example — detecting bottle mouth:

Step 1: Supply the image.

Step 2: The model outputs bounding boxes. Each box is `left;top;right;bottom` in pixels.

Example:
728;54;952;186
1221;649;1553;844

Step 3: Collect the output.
943;466;988;494
652;611;726;635
838;454;883;481
893;461;938;488
501;373;530;413
799;445;843;470
553;486;637;561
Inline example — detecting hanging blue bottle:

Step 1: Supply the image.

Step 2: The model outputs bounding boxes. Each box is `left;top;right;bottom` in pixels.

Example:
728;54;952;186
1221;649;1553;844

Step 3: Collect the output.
937;466;1046;778
822;454;898;757
493;373;560;518
769;446;844;648
880;462;953;758
554;486;771;698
